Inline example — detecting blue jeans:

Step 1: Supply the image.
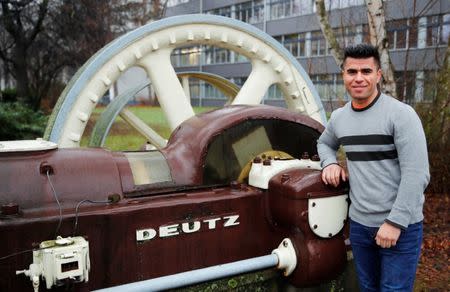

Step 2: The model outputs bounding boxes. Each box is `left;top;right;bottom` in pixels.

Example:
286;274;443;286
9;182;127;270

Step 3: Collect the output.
349;219;423;292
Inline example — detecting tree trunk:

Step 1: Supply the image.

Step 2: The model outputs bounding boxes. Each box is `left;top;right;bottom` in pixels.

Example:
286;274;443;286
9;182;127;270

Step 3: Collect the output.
315;0;344;66
365;0;397;98
11;44;31;103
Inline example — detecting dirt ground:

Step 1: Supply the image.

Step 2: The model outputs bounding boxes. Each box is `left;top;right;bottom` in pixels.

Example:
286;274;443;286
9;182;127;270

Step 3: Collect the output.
414;193;449;291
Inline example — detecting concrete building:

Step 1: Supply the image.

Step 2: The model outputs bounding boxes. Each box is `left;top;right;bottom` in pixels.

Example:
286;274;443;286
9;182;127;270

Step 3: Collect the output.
162;0;449;110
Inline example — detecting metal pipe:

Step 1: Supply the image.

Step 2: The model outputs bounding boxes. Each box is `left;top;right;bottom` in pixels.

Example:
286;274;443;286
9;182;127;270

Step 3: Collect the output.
94;254;279;292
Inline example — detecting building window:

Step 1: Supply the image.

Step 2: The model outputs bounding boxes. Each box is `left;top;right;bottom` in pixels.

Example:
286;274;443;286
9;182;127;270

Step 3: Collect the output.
167;0;188;8
203;46;231;64
252;0;265;23
269;0;314;20
235;1;253;23
324;0;365;10
310;31;327;56
310;74;346;101
232;77;247;87
267;84;283;99
387;19;408;49
395;71;416;102
171;46;201;67
207;6;232;18
277;33;306;57
283;34;299;57
335;25;362;47
426;14;450;46
204;81;227;99
408;18;418;48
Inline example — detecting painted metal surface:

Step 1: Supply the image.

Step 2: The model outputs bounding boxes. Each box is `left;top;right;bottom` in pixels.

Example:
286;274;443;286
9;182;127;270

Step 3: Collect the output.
2;106;345;291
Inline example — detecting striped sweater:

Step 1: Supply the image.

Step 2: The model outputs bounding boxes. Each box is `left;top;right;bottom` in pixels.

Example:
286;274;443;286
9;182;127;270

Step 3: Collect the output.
317;92;430;229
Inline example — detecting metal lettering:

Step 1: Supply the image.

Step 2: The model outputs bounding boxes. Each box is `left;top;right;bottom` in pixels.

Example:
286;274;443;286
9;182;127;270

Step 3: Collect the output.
136;214;240;242
223;215;240;227
203;218;221;229
181;221;201;233
159;224;179;237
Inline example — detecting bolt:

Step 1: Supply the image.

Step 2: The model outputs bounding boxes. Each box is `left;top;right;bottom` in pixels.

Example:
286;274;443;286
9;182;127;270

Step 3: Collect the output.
263;159;271;166
230;181;240;189
312;202;316;207
283;240;288;247
1;203;19;215
328;233;333;237
261;154;266;159
311;154;320;161
313;224;318;229
253;157;262;163
302;152;310;159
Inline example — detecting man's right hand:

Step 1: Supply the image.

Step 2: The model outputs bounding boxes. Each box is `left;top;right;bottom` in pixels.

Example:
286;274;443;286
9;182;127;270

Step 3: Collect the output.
321;164;347;187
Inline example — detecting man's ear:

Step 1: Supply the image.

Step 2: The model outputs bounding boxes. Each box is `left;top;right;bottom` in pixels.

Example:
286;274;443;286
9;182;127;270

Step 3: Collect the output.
377;68;382;83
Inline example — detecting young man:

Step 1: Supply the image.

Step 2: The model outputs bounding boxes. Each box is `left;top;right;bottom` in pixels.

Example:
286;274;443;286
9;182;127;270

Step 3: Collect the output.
317;44;429;291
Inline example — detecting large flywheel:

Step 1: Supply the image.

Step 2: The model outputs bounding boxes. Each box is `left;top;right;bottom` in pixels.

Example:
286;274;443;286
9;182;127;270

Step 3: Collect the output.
44;14;326;148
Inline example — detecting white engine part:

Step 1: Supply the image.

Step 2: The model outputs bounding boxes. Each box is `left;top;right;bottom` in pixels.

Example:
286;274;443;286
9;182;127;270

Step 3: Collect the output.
272;238;297;276
248;158;321;189
308;195;349;238
16;236;90;290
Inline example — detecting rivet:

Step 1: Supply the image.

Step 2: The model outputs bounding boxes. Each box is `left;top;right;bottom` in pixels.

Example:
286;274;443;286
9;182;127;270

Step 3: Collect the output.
312;202;316;207
329;233;333;237
313;224;318;229
283;240;288;247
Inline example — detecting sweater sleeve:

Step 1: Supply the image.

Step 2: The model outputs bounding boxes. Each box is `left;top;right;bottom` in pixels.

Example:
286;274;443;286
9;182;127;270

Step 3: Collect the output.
317;111;340;168
386;105;430;229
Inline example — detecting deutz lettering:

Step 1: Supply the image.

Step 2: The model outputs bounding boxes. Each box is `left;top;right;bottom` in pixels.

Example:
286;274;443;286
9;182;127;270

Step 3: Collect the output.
136;215;240;242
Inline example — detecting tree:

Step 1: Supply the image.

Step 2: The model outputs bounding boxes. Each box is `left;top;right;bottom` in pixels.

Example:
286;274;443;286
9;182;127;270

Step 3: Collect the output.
0;0;168;110
0;0;50;108
365;0;397;97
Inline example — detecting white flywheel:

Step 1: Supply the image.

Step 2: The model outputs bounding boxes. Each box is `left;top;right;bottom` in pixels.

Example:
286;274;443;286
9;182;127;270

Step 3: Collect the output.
44;14;326;148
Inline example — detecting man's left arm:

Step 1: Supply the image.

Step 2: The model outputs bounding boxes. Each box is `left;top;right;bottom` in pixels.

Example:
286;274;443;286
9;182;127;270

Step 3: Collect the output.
377;106;430;247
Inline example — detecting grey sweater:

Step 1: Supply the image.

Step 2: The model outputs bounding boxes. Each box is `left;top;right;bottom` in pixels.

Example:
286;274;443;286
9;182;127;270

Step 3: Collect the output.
317;93;430;229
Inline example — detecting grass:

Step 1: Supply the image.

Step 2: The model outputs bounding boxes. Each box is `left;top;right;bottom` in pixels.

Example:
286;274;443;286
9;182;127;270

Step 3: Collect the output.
81;105;215;151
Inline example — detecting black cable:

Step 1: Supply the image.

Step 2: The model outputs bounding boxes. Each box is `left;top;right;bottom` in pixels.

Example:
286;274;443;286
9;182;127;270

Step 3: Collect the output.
0;249;34;261
47;170;62;239
72;199;112;236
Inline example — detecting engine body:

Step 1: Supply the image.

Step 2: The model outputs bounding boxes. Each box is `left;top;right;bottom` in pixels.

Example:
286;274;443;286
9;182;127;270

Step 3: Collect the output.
0;105;348;291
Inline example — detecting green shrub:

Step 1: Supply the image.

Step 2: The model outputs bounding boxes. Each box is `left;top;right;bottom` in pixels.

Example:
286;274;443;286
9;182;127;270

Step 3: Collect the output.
0;102;48;140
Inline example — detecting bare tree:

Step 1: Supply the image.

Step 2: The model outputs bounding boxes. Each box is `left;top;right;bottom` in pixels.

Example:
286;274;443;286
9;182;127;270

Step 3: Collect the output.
315;0;344;65
365;0;397;97
0;0;167;110
0;0;49;108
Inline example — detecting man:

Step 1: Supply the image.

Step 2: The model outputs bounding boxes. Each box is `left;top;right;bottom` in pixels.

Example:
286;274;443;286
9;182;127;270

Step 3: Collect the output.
317;44;429;291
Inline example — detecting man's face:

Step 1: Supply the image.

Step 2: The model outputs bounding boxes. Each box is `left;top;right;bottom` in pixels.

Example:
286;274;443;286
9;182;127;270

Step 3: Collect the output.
342;57;382;102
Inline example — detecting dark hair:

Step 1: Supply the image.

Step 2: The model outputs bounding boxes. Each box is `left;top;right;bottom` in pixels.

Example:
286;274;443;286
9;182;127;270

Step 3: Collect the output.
341;44;381;69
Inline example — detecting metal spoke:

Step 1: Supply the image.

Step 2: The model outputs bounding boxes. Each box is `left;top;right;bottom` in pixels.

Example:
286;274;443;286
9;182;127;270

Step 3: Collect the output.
139;49;195;131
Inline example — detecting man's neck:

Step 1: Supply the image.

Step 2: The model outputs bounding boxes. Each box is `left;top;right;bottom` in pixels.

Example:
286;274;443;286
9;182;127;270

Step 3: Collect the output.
351;90;381;111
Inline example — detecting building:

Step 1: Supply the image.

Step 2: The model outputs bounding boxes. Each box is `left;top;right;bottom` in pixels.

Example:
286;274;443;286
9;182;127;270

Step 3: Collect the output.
162;0;449;110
